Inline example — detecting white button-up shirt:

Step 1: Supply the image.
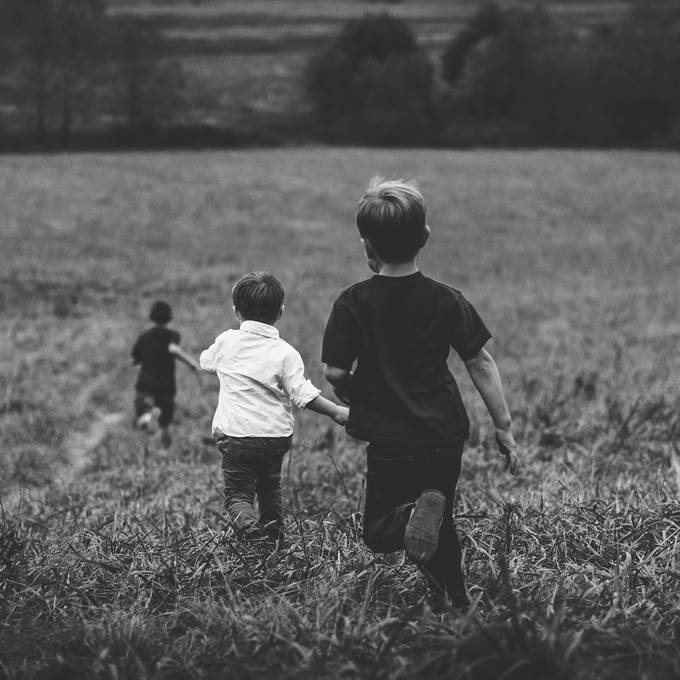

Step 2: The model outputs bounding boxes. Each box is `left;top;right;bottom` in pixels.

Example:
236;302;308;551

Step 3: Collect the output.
199;320;321;437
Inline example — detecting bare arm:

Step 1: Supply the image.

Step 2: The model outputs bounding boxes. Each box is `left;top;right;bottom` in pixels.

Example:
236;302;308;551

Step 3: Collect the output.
305;394;349;426
169;343;200;371
324;365;352;405
464;348;511;429
464;347;518;472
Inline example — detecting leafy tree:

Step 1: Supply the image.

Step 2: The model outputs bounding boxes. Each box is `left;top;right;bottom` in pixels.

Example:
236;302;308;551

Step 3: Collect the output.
442;1;502;86
513;43;611;145
442;0;680;146
462;5;552;117
306;13;437;144
350;51;437;144
595;1;680;143
334;12;417;67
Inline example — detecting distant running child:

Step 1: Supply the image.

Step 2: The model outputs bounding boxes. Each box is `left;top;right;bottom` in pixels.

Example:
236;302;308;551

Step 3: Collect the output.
200;272;349;540
131;300;199;448
322;177;518;610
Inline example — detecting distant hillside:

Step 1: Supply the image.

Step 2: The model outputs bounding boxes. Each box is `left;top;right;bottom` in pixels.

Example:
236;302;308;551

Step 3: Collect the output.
106;0;636;129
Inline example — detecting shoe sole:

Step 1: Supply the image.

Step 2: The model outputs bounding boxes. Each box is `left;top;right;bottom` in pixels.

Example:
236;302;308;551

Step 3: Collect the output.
404;489;446;565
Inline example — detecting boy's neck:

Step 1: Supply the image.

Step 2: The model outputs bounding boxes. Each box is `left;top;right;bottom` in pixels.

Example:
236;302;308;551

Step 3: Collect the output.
376;260;420;277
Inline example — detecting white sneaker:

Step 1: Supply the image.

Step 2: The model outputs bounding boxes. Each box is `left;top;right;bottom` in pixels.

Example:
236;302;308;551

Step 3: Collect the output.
137;407;161;434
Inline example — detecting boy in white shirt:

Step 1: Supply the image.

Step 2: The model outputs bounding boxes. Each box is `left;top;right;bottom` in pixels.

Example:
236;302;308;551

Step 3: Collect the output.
200;272;349;539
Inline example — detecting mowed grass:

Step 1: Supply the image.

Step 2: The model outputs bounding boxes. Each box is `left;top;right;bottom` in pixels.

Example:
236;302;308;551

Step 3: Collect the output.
1;148;680;678
107;0;634;126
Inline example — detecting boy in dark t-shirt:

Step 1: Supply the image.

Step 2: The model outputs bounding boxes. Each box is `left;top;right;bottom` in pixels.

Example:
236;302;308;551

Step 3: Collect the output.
322;177;518;610
132;300;199;448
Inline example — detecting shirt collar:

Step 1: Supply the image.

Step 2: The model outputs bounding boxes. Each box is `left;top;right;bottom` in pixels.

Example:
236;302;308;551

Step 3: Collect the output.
240;320;279;338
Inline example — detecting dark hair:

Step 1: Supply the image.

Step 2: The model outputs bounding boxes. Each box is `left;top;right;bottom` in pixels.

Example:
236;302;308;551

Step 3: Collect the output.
356;177;427;263
232;272;284;325
149;300;172;325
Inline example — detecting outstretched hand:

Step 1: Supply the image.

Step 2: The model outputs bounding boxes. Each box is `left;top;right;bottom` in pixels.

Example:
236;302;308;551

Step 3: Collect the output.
333;406;350;426
495;428;519;475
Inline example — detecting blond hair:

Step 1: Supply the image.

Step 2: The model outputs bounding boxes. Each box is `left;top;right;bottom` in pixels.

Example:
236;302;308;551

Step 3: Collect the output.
356;177;427;263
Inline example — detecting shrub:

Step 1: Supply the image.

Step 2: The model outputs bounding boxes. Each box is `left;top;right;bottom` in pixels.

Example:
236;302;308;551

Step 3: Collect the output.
306;13;438;144
441;0;680;147
462;5;552;119
513;43;613;145
441;1;503;86
595;15;680;145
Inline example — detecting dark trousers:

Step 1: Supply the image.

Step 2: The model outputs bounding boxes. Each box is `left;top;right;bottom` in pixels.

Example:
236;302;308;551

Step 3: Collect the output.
217;434;292;536
363;440;466;599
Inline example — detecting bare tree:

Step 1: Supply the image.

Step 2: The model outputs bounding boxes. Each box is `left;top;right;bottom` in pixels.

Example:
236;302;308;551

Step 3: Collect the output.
54;0;108;144
110;15;185;132
3;0;107;143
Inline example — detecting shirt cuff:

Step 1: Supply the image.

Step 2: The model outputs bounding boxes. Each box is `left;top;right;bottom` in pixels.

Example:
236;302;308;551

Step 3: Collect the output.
291;381;322;409
199;350;214;372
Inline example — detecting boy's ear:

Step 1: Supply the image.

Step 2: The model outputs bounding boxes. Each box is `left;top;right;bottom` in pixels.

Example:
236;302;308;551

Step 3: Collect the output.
233;305;243;321
361;237;380;273
278;304;285;319
421;224;431;247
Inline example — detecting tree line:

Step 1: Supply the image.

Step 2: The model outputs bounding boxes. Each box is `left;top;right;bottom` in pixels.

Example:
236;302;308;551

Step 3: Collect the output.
0;0;183;148
307;1;680;147
1;0;679;149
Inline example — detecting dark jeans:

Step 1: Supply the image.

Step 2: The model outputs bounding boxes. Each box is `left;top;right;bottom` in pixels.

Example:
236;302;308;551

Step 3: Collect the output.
363;440;466;600
134;389;175;428
217;434;292;536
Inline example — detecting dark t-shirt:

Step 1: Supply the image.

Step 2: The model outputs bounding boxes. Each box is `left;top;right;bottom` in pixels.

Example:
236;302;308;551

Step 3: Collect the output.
322;272;491;445
131;326;181;395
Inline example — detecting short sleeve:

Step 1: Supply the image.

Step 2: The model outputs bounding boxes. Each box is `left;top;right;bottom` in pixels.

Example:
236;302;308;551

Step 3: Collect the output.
172;330;181;345
449;293;491;361
321;300;361;371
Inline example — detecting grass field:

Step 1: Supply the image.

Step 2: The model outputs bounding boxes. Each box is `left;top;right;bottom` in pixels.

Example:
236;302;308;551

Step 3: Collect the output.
1;148;680;678
106;0;636;127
